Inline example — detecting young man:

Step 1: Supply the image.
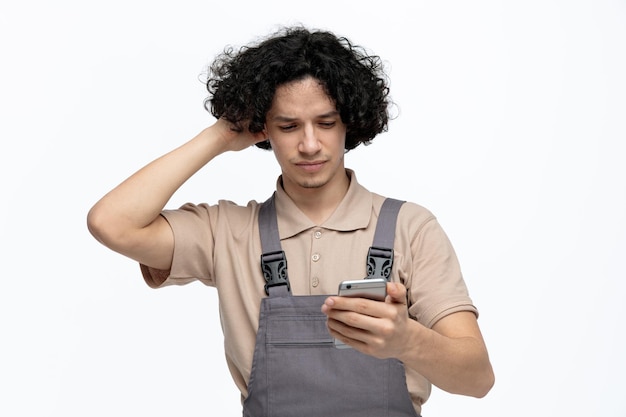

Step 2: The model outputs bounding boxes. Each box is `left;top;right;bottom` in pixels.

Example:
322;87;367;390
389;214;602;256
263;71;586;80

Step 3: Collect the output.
87;26;494;416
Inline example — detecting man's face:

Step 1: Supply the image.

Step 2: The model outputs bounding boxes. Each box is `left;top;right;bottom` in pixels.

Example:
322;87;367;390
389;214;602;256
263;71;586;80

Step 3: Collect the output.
264;76;347;197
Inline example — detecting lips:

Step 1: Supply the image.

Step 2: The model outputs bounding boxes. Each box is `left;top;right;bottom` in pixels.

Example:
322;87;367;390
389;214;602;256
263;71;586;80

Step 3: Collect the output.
296;161;326;173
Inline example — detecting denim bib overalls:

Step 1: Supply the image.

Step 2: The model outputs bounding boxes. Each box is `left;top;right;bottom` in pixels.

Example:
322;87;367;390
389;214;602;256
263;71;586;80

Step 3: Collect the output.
242;195;420;417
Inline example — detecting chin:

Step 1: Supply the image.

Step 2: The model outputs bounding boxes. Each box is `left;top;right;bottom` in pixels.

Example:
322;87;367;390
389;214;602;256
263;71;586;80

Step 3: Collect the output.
299;178;329;189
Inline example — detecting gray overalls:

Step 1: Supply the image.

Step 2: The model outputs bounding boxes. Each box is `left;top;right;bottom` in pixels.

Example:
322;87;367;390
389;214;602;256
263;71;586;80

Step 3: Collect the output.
242;195;420;417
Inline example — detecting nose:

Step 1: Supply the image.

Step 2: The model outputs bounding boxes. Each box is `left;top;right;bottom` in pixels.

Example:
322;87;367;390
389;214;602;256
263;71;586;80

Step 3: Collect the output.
298;124;322;154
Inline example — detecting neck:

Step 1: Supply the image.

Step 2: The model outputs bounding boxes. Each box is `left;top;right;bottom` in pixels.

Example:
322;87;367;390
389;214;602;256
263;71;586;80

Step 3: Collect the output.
282;170;350;225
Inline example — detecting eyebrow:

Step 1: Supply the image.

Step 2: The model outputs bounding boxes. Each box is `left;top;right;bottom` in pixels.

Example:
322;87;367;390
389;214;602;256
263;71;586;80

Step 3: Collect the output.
270;110;340;122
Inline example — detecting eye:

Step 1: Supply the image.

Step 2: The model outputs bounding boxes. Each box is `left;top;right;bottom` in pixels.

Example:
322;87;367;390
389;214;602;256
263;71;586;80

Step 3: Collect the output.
279;124;297;132
319;121;336;128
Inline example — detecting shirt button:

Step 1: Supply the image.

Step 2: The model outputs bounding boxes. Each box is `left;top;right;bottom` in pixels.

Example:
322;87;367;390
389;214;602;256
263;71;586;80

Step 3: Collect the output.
312;253;320;262
314;230;322;239
312;277;320;287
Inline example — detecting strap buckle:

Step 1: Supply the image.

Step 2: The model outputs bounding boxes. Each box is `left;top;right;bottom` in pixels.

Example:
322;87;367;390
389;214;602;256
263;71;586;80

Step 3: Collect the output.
366;246;394;279
260;250;291;295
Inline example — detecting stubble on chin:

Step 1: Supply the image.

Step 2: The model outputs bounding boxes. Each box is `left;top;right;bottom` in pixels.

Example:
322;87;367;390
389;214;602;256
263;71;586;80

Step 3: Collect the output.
298;179;327;189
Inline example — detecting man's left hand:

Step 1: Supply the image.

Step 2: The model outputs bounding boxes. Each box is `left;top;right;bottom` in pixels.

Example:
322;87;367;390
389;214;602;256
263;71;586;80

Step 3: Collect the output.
321;282;414;359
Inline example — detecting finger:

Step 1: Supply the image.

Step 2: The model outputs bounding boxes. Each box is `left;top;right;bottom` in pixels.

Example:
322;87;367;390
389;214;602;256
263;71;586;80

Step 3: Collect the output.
328;306;382;335
386;282;408;305
226;119;244;132
327;315;373;343
330;296;387;317
328;316;387;356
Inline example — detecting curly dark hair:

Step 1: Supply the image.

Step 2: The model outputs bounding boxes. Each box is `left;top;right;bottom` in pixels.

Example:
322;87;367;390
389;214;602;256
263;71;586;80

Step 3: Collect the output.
204;26;391;151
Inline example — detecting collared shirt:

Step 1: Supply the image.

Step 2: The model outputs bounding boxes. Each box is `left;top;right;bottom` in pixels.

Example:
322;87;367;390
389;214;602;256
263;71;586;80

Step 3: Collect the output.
141;169;477;414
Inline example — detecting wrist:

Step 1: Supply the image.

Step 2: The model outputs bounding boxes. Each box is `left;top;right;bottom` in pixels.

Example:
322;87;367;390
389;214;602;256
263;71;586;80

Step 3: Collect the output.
196;122;235;155
397;319;427;365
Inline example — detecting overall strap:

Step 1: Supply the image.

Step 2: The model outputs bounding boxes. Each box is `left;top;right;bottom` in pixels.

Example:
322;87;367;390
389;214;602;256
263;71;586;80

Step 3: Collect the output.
366;198;405;280
258;194;405;295
258;194;291;296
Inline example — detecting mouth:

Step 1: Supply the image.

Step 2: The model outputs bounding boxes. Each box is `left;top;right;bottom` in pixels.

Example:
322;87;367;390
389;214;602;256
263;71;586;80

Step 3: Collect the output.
295;160;326;173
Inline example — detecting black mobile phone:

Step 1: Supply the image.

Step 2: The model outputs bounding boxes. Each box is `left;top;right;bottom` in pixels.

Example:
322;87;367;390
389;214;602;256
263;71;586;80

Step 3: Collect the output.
333;278;387;348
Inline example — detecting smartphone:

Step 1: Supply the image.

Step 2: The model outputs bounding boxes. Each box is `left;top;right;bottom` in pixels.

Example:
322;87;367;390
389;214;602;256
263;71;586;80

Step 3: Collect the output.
333;278;387;348
337;278;387;300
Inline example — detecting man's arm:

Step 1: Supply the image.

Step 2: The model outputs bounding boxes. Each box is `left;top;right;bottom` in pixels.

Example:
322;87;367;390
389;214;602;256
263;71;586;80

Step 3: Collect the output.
87;119;266;269
322;282;495;398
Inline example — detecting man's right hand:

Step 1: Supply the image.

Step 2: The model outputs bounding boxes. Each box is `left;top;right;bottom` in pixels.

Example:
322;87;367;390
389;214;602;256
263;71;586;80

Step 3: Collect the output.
211;118;268;153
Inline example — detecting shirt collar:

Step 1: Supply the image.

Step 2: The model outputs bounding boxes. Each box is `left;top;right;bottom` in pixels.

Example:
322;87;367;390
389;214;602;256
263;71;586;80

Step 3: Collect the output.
274;169;373;239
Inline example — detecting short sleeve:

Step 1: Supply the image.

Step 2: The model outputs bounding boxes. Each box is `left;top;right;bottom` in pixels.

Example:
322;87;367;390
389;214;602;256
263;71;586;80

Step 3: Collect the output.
140;202;218;288
396;204;478;328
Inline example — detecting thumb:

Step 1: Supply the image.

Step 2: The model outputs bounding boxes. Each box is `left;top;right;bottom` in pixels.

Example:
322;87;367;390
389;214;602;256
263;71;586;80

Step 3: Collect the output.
386;282;408;305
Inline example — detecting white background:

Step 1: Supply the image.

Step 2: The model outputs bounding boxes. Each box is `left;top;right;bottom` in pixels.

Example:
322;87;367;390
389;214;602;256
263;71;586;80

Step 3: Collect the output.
1;1;625;416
